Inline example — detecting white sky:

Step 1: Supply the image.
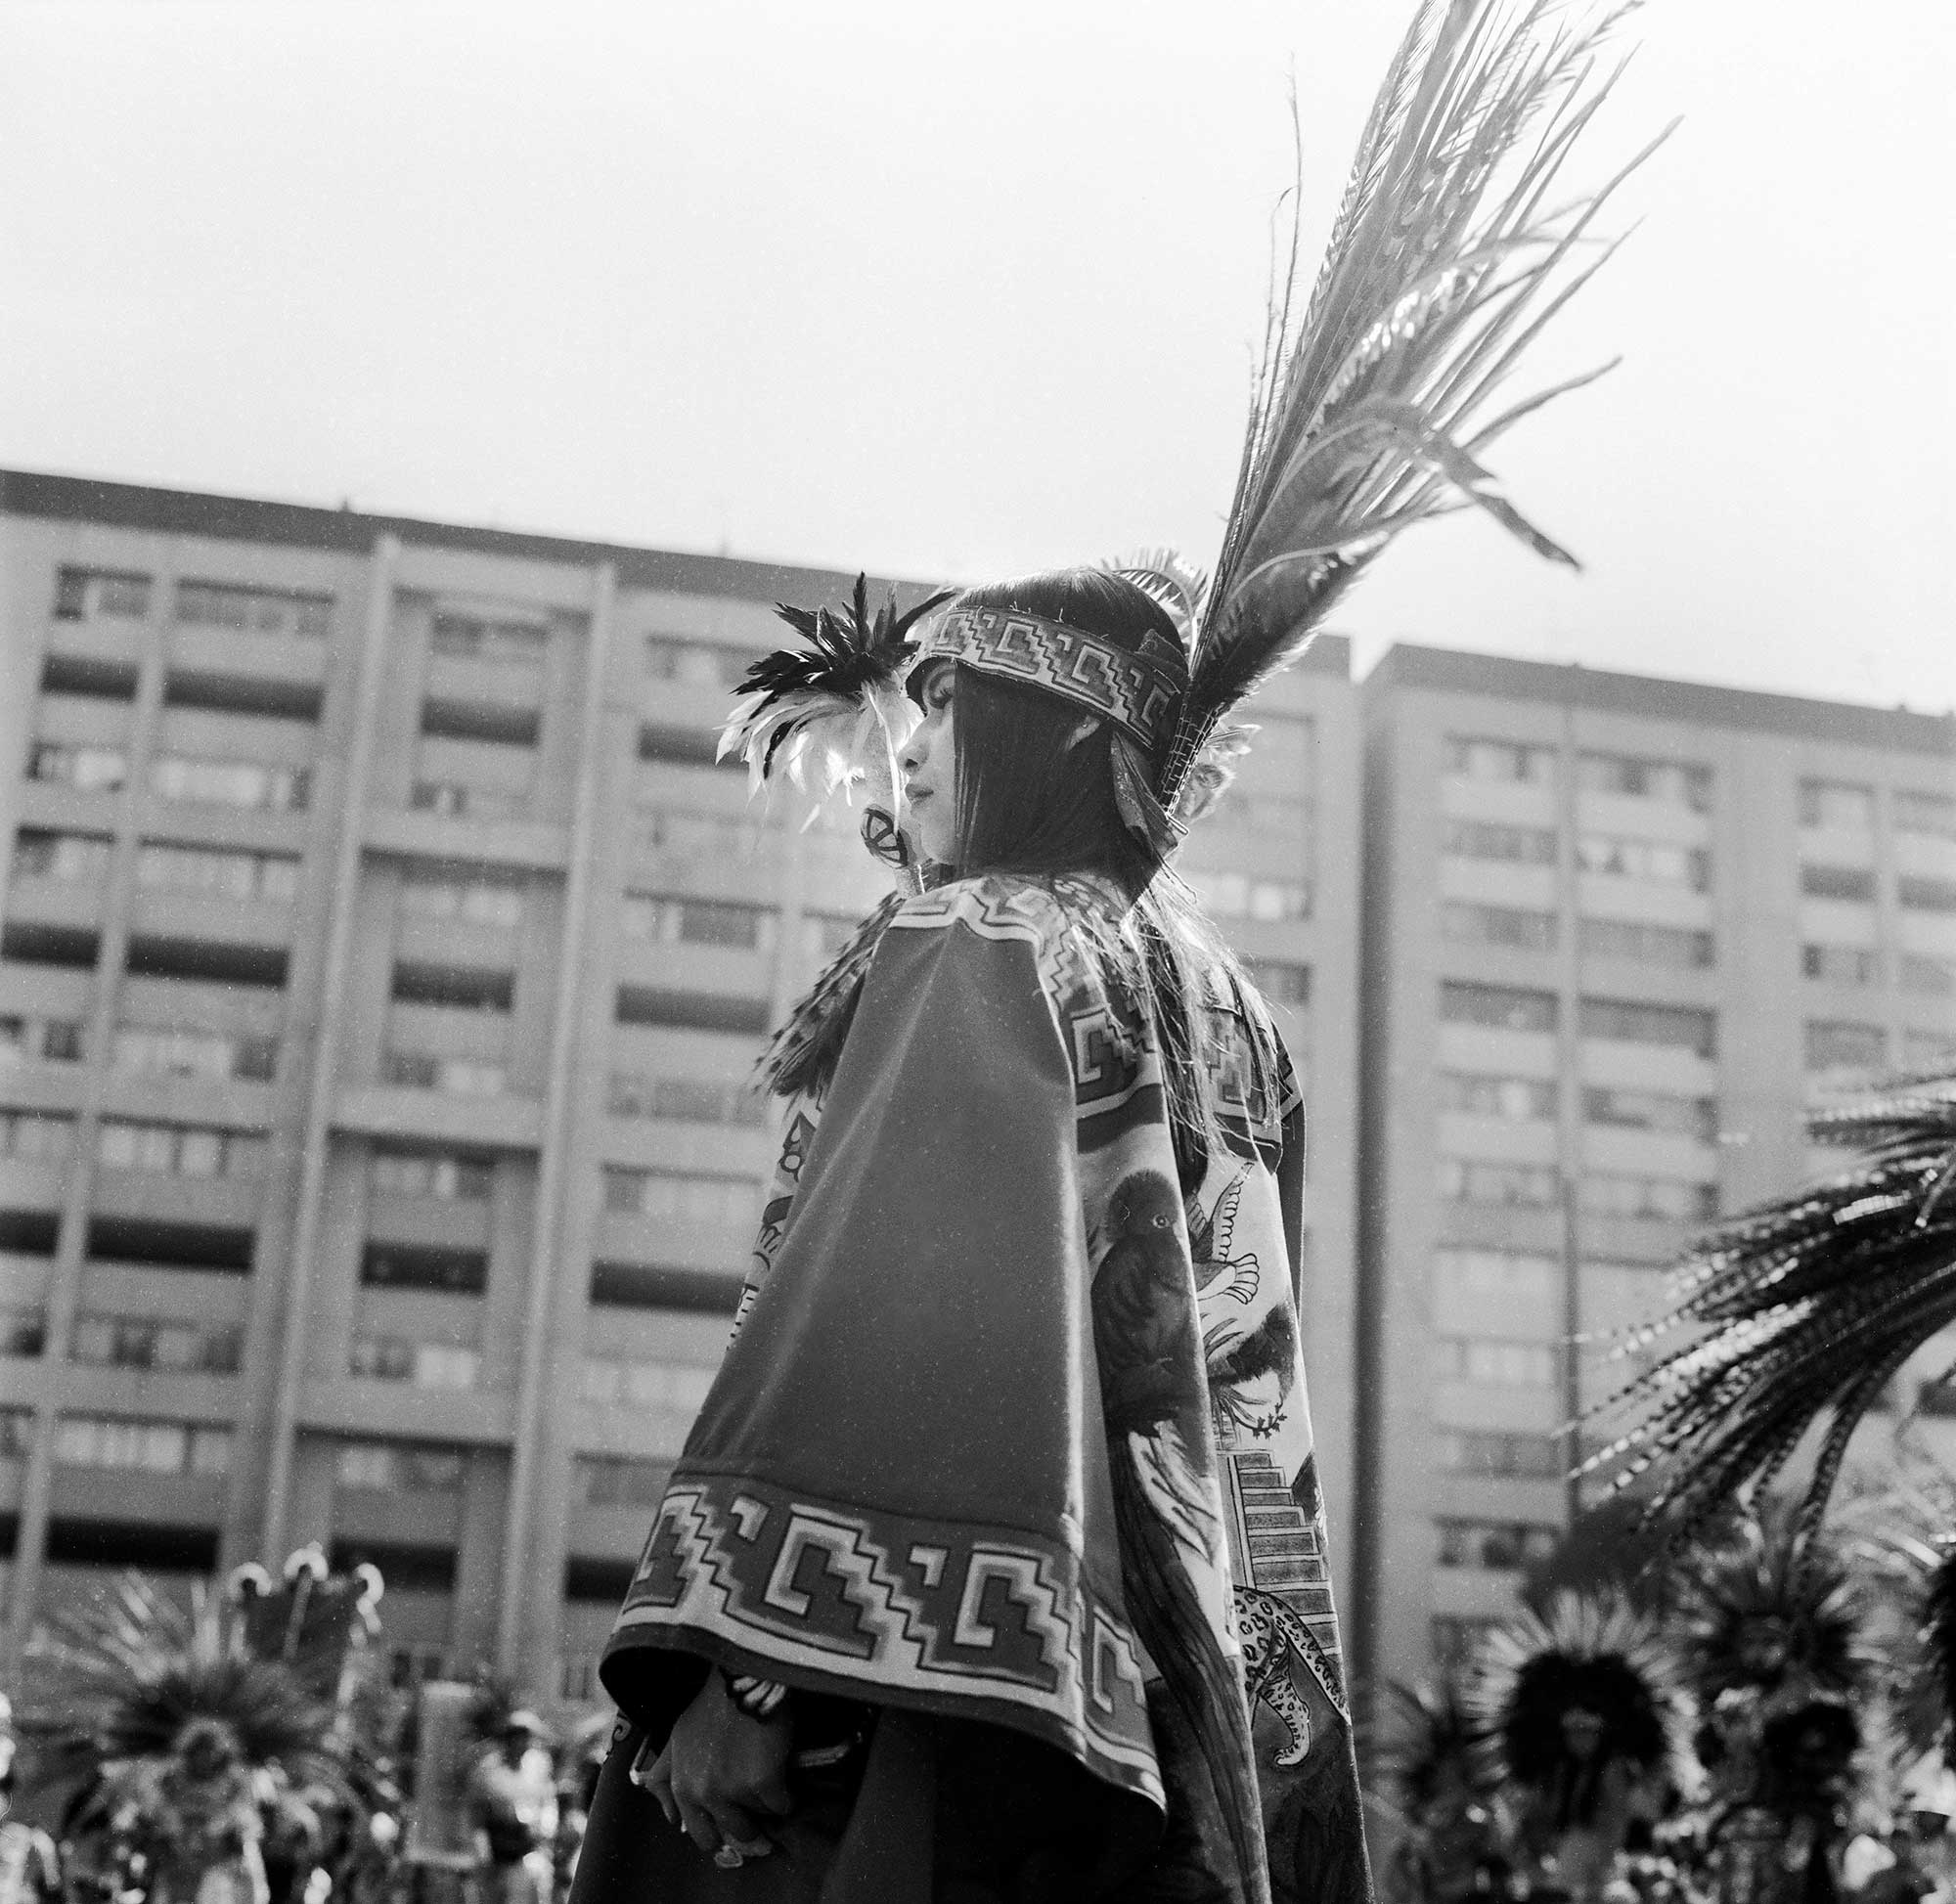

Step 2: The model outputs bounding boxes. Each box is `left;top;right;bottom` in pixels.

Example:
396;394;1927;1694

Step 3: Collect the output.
3;0;1952;715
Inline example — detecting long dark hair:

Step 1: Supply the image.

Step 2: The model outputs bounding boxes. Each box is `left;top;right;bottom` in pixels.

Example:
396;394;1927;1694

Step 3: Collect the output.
934;569;1281;1188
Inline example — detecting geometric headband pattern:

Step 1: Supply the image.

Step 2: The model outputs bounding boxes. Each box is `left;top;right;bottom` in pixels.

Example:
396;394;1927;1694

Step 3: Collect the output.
907;605;1184;755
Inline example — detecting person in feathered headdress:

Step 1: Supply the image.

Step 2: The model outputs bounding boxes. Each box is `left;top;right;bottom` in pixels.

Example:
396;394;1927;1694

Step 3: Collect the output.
569;5;1662;1900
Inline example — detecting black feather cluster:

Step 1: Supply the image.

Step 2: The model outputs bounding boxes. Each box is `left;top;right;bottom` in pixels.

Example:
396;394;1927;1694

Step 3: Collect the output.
1924;1545;1956;1749
735;575;953;774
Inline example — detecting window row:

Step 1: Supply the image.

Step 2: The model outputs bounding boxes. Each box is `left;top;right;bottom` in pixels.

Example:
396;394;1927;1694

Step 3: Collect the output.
1801;781;1956;837
1434;1429;1564;1478
1802;865;1956;912
1182;870;1311;924
98;1119;266;1179
1430;1336;1558;1389
111;1024;279;1084
0;1012;86;1066
1437;1518;1562;1571
12;831;303;905
1440;984;1717;1055
54;1413;234;1476
54;569;333;636
621;892;778;952
1445;738;1712;809
349;1336;482;1391
601;1168;760;1228
27;745;311;813
1444;820;1711;890
1804;945;1956;994
1442;904;1714;968
1438;1072;1716;1138
579;1357;716;1413
1437;1158;1716;1218
1805;1022;1956;1075
71;1312;244;1374
607;1070;767;1128
336;1439;465;1494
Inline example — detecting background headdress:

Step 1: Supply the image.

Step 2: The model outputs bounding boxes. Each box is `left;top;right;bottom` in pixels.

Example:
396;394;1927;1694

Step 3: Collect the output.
719;0;1663;851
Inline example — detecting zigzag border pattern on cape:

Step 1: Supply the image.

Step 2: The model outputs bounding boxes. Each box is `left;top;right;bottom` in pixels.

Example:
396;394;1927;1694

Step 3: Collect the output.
605;1470;1164;1807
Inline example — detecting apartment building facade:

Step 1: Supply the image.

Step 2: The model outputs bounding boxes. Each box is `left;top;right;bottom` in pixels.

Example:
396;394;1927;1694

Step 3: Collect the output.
1352;645;1956;1696
0;469;1363;1707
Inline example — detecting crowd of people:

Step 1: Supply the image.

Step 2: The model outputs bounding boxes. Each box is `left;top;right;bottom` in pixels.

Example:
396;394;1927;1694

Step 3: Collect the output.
0;1690;606;1904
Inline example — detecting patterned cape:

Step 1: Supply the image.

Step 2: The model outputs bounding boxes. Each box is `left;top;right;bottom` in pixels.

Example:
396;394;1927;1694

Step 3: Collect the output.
600;873;1371;1904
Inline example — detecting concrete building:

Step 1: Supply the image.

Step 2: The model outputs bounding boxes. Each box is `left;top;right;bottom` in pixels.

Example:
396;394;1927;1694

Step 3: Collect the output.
1352;645;1956;1697
0;469;1363;1708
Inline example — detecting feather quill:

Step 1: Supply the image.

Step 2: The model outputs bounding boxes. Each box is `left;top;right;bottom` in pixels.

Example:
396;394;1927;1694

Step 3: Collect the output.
1165;0;1669;804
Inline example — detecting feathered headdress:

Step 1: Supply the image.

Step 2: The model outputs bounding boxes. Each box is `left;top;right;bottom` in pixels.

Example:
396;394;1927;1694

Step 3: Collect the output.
716;574;953;834
717;0;1661;854
1469;1592;1693;1821
1582;1075;1956;1548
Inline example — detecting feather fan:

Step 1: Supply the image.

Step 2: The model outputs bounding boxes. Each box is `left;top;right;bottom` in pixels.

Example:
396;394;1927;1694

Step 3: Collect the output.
1163;0;1668;805
1583;1074;1956;1547
717;575;952;827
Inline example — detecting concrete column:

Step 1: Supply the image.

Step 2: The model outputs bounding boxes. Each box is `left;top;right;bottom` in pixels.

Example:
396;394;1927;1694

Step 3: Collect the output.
258;535;399;1558
496;562;618;1670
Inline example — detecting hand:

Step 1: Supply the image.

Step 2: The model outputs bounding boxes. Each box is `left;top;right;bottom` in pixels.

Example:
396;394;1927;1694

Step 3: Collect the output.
636;1672;792;1862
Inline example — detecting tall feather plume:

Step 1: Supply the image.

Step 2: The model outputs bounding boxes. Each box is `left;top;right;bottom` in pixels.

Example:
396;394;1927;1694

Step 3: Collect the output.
717;575;953;828
1582;1075;1956;1546
1163;0;1669;806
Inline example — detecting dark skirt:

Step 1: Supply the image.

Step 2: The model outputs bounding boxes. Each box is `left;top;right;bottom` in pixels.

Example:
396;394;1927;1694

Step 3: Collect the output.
569;1708;1152;1904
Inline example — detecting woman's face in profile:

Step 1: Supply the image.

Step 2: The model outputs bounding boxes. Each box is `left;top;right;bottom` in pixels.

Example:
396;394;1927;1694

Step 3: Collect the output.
903;662;959;864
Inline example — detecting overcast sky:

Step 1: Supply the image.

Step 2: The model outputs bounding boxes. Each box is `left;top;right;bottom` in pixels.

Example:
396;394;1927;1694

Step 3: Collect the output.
3;0;1952;716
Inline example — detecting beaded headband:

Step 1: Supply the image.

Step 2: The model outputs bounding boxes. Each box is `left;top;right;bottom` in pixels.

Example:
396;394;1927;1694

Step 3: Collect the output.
907;605;1185;755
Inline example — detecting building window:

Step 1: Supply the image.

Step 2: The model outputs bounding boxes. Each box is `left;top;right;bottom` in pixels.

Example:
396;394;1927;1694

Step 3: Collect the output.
55;567;153;621
397;864;527;928
96;1120;265;1180
123;936;287;990
1437;1519;1562;1570
369;1147;496;1201
134;843;300;904
1899;876;1956;915
175;581;332;638
579;1358;717;1412
1438;1073;1556;1122
149;755;310;814
1578;917;1714;969
419;699;541;749
347;1337;482;1390
1443;903;1557;952
1896;790;1956;840
1577;834;1710;888
614;988;771;1036
429;610;550;661
620;893;778;952
1579;1172;1717;1221
639;725;735;770
110;1024;277;1084
1578;752;1712;811
1903;1030;1956;1073
1805;1021;1887;1073
1431;1337;1558;1389
1799;778;1875;830
574;1453;672;1507
1900;954;1956;996
380;1051;508;1096
1437;1159;1560;1208
588;1261;744;1314
645;638;765;687
1445;737;1555;785
334;1441;465;1493
12;829;113;884
389;962;514;1011
1443;819;1558;865
55;1415;232;1476
359;1243;489;1296
0;1111;74;1164
1183;872;1311;923
27;742;127;792
0;1013;87;1066
69;1314;243;1375
1435;1248;1559;1307
1434;1430;1562;1478
0;1408;34;1459
601;1168;759;1228
636;810;755;857
1440;982;1558;1034
1801;863;1877;903
1;1306;47;1357
1802;944;1881;987
606;1071;766;1128
1579;997;1716;1057
1582;1086;1718;1140
1247;958;1311;1006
